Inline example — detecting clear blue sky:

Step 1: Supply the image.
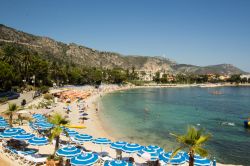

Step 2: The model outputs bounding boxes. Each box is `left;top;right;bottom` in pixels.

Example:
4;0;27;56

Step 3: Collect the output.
1;0;250;71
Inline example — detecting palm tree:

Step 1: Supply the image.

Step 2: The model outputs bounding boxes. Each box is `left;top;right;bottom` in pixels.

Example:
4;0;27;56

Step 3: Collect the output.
48;113;70;154
4;103;19;127
170;126;212;166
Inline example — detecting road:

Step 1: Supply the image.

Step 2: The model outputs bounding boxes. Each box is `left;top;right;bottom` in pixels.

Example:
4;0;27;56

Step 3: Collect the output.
0;91;34;113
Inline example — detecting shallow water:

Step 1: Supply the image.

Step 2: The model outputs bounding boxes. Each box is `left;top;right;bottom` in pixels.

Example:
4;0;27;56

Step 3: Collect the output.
99;87;250;165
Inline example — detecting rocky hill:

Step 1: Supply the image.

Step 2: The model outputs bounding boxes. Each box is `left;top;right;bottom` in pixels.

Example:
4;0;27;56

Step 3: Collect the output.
0;24;246;75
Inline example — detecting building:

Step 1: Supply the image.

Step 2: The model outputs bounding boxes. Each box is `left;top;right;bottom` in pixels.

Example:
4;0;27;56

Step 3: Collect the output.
240;74;250;80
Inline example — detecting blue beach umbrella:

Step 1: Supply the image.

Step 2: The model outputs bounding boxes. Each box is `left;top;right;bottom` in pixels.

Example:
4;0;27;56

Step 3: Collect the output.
137;147;159;161
35;118;47;122
0;122;9;129
13;133;35;140
194;155;211;166
74;134;93;142
32;114;44;118
92;138;112;145
159;152;186;165
12;127;26;133
70;153;99;166
104;160;132;166
147;145;164;154
110;141;127;150
180;151;189;161
0;128;24;138
28;137;49;146
0;118;7;122
122;143;143;154
56;146;81;159
92;138;112;153
33;122;53;130
65;129;79;137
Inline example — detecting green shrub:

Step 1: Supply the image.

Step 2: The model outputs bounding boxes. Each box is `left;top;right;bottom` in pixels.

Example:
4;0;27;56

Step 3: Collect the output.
39;86;50;94
44;93;53;100
11;86;21;93
0;97;8;104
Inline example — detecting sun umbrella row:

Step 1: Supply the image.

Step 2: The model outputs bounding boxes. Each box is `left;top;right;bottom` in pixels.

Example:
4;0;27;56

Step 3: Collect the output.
29;114;211;166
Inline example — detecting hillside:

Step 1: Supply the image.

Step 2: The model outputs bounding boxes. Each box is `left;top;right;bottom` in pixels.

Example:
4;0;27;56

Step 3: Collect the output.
0;24;246;75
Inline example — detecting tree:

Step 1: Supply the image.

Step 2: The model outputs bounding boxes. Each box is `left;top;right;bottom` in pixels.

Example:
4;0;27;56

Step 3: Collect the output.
108;69;127;84
170;126;211;166
241;77;248;84
48;113;70;154
228;74;241;84
4;103;19;127
0;44;19;66
88;68;103;85
153;71;161;83
0;61;14;90
20;50;33;81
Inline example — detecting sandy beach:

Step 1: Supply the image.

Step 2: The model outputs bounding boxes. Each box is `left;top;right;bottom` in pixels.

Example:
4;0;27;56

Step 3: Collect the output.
0;84;243;166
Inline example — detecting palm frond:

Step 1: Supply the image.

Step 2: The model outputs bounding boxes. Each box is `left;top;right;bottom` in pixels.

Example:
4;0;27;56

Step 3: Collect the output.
196;134;211;145
194;147;209;157
170;146;186;159
170;125;211;161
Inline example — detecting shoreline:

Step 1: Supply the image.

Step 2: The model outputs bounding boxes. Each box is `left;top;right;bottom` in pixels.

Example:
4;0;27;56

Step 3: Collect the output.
83;84;243;166
0;84;245;165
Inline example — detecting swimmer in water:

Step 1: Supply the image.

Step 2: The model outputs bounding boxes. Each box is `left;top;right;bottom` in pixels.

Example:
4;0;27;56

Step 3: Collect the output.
144;107;149;113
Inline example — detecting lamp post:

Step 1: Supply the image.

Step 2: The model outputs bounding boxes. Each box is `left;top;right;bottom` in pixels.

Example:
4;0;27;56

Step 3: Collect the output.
31;75;35;98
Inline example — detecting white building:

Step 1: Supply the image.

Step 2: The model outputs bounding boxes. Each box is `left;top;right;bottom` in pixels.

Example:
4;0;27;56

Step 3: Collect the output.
240;74;250;79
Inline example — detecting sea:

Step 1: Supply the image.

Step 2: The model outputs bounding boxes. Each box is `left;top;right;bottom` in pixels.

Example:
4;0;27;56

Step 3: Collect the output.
98;87;250;165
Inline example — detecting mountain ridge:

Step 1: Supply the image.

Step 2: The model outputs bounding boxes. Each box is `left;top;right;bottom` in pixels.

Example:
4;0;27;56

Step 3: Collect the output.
0;24;246;75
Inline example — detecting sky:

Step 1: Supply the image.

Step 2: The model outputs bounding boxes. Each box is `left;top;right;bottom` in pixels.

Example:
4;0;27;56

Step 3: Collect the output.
0;0;250;71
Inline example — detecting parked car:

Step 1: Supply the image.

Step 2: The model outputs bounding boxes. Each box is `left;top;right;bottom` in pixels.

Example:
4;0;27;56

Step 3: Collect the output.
0;91;20;101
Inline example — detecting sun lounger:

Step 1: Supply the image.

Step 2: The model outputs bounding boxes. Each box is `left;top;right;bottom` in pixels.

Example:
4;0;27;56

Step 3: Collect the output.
24;154;47;165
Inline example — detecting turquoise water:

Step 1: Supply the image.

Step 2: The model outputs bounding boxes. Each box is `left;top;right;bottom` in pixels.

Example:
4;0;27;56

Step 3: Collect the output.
99;87;250;165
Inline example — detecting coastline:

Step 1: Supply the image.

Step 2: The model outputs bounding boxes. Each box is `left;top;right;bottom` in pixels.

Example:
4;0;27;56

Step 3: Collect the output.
0;84;246;165
83;84;243;166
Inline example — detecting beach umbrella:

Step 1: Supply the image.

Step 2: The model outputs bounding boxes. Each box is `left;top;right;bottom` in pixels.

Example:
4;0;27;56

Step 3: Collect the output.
32;114;44;118
92;138;112;145
56;146;81;159
13;133;35;140
122;143;143;154
74;134;93;142
33;122;53;130
0;122;9;129
12;127;26;133
110;141;127;150
70;153;99;166
0;128;23;138
110;141;128;159
147;145;164;154
65;129;79;137
0;118;6;122
137;147;159;161
32;114;45;120
104;160;132;166
80;113;88;116
28;137;49;146
35;118;47;122
193;155;211;166
159;152;186;165
92;137;112;154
